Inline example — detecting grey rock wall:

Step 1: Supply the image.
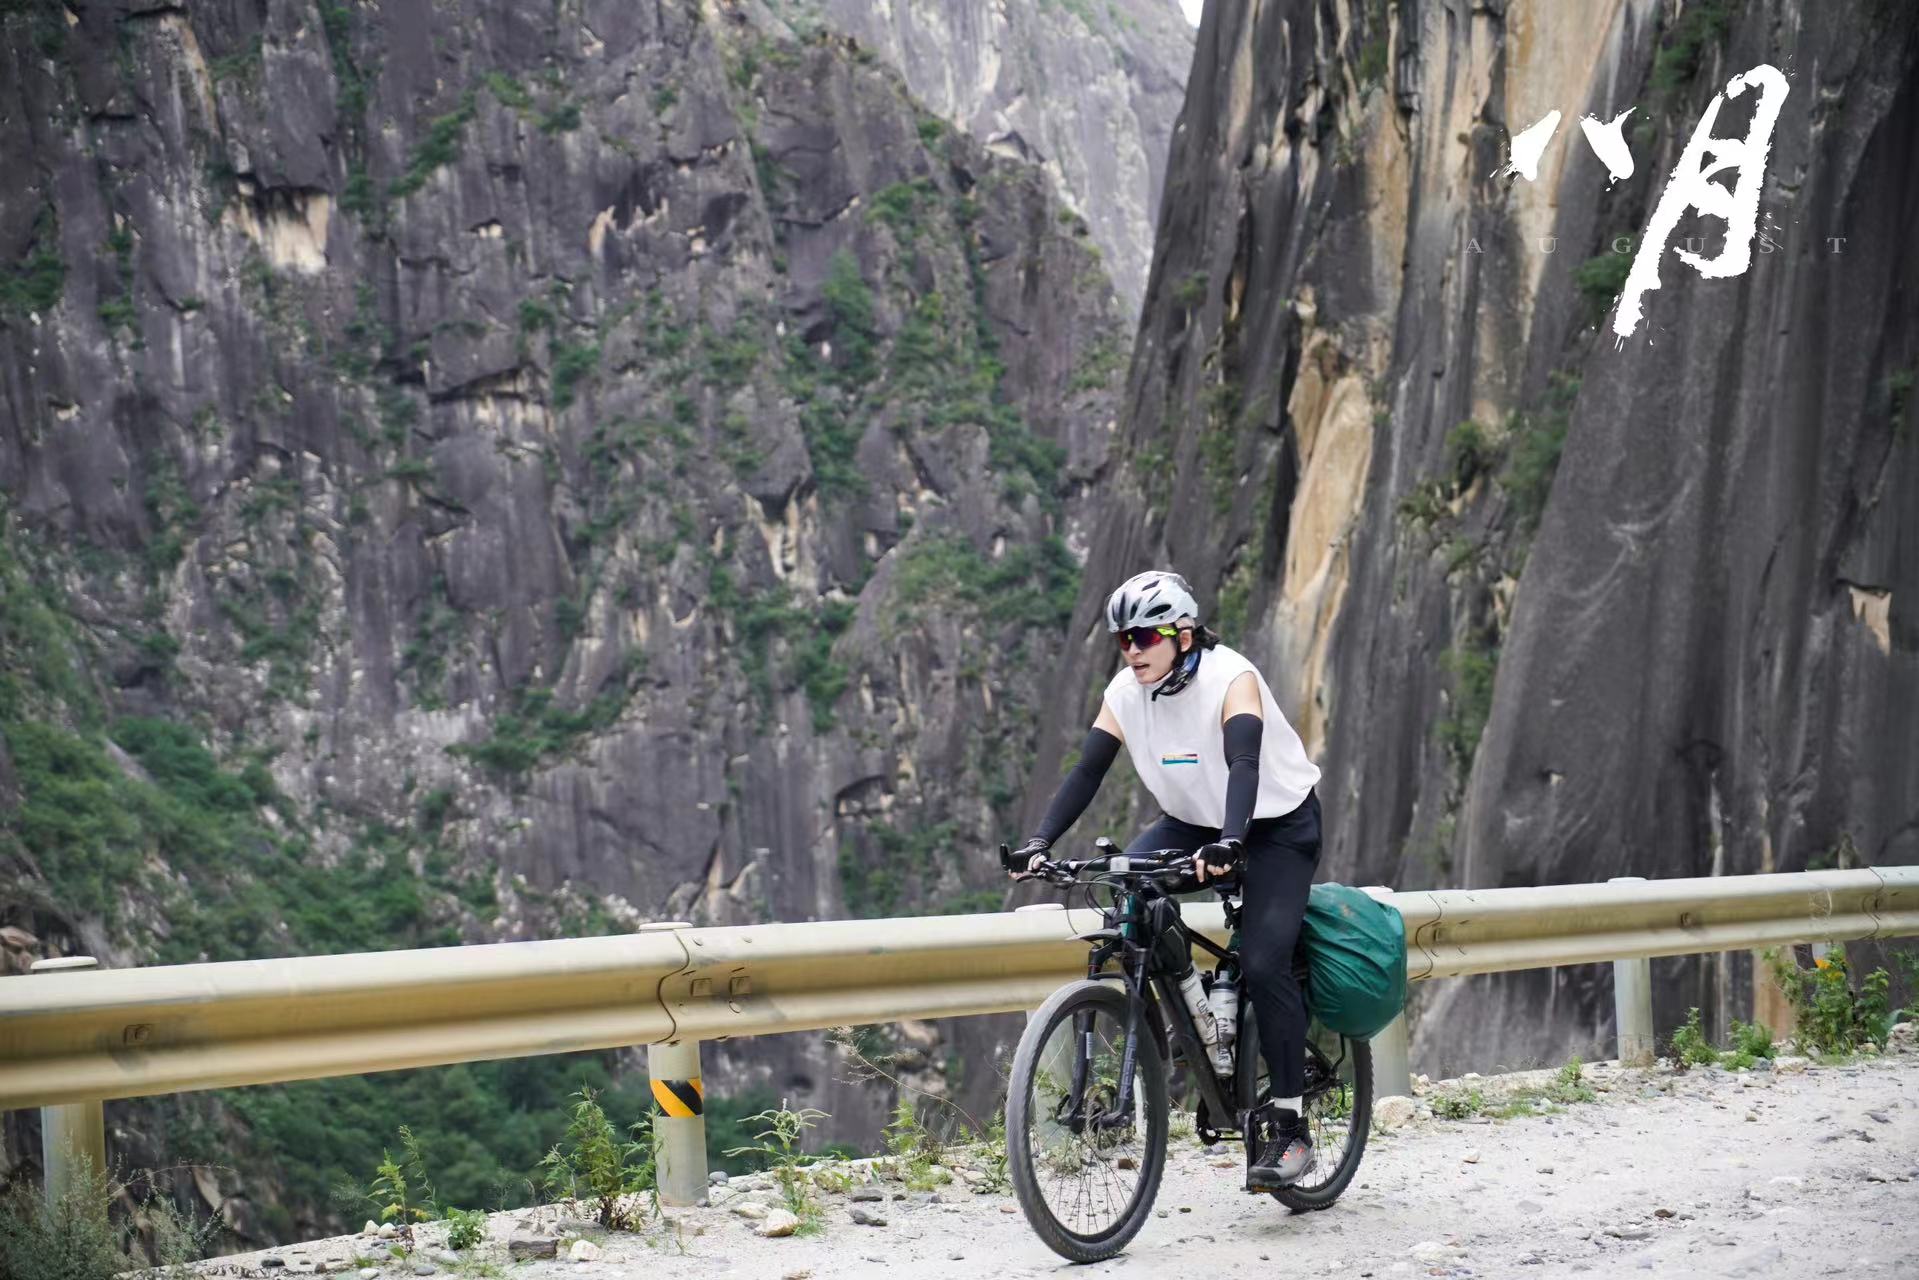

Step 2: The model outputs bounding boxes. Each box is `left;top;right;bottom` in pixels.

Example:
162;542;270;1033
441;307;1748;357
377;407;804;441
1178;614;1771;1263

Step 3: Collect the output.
0;0;1132;1235
792;0;1195;315
1031;0;1918;1070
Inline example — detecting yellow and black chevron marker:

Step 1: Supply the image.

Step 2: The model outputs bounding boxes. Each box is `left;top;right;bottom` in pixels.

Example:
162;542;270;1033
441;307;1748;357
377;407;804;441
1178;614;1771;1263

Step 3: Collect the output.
652;1076;704;1118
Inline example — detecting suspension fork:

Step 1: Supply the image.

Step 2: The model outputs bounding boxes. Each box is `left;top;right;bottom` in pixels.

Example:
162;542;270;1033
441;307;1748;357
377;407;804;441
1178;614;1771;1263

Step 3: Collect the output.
1060;956;1153;1132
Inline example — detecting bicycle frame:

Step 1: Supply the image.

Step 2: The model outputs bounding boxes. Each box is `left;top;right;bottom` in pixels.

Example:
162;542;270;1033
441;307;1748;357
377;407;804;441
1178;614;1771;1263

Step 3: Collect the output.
1057;878;1244;1137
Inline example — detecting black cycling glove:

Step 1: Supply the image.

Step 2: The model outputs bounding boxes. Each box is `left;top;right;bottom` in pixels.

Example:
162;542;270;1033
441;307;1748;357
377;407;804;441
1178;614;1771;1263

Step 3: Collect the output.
1196;837;1243;878
1003;836;1051;875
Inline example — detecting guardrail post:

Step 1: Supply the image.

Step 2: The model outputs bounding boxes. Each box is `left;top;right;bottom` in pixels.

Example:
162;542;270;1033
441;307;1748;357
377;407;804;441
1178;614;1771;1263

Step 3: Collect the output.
1369;1011;1413;1098
31;958;107;1207
648;1038;707;1204
1356;887;1413;1097
1608;878;1656;1066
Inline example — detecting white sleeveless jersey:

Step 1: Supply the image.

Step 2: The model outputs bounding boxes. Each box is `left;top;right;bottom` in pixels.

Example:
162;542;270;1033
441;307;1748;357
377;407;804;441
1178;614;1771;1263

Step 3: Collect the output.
1101;644;1320;829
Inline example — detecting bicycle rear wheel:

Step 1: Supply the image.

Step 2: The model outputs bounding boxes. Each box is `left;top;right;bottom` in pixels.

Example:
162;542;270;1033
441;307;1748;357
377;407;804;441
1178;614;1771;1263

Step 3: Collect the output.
1005;980;1169;1261
1235;1007;1371;1210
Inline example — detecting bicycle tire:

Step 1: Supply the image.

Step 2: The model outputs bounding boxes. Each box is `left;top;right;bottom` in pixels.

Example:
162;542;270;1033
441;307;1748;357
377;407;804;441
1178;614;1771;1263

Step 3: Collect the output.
1005;979;1169;1261
1235;1008;1372;1211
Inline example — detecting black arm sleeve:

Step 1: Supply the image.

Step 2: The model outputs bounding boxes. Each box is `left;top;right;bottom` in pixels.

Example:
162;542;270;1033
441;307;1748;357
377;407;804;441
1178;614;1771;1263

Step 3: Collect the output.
1030;728;1122;845
1220;713;1264;841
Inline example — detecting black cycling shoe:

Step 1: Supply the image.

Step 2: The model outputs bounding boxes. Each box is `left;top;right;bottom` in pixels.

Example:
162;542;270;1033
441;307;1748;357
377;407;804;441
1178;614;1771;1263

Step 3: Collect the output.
1246;1113;1315;1190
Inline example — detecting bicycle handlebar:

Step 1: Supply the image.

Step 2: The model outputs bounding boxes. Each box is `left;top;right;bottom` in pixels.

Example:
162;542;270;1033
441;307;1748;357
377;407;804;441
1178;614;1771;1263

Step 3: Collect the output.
1026;847;1221;886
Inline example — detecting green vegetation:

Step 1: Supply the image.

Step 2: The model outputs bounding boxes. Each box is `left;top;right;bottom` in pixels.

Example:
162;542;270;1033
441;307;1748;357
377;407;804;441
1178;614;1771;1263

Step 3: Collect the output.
235;1054;654;1240
1172;271;1209;310
386;457;434;484
482;71;533;112
143;455;201;577
869;177;938;236
1435;637;1499;771
722;1101;831;1234
702;314;764;389
1399;373;1579;560
1069;336;1127;394
1650;0;1737;103
1445;418;1493;488
390;92;477;198
705;1086;781;1173
1724;1020;1777;1069
1887;368;1913;438
317;0;368;117
821;248;878;384
883;1096;953;1192
1765;945;1894;1056
1215;546;1261;639
1500;371;1579;531
550;339;601;410
1670;1007;1779;1070
1;516;661;1239
0;1147;216;1279
841;820;958;918
1670;1007;1719;1068
442;1206;487;1251
1548;1056;1597;1103
367;1125;436;1246
892;532;1079;632
536;101;582;134
98;224;140;344
1429;1086;1485;1119
1573;238;1634;319
1;206;65;317
536;1087;658;1230
1432;1057;1597;1122
209;37;264;84
450;674;639;776
1354;0;1390;87
1200;376;1243;514
706;566;852;729
1397;482;1447;532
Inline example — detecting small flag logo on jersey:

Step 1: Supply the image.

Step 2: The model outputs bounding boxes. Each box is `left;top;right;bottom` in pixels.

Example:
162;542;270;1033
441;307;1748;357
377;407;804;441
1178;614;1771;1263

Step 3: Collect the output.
1161;752;1199;767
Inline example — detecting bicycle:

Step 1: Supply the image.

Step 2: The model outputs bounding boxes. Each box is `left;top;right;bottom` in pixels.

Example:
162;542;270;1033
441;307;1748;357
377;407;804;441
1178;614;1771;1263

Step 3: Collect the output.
1001;839;1373;1262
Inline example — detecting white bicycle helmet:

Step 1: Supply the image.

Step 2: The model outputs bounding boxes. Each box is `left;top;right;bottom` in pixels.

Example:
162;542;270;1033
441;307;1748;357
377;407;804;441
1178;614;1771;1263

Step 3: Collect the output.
1106;570;1209;699
1105;570;1200;632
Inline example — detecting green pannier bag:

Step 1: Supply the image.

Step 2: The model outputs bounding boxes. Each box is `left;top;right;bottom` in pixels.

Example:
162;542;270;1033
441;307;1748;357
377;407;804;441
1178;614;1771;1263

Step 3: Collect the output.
1301;882;1407;1039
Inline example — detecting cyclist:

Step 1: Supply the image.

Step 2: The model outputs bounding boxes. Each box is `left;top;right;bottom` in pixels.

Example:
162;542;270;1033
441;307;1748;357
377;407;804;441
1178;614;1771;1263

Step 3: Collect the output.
1004;569;1323;1190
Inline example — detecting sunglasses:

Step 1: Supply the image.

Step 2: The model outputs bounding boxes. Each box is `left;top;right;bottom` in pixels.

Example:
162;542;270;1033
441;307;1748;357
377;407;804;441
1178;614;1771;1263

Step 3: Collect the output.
1115;625;1180;651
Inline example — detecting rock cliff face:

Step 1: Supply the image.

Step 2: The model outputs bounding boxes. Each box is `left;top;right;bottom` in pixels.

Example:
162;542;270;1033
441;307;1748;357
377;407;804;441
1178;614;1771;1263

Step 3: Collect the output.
790;0;1195;315
1038;0;1917;1071
0;0;1165;1243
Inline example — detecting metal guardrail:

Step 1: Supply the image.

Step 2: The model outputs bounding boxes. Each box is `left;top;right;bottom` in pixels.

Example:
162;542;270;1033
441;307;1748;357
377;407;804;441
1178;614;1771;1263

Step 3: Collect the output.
5;866;1915;1204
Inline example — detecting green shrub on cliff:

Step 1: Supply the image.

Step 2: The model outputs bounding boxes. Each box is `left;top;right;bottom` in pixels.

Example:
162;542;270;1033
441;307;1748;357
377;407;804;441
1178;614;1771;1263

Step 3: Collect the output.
1;207;65;317
0;1147;216;1279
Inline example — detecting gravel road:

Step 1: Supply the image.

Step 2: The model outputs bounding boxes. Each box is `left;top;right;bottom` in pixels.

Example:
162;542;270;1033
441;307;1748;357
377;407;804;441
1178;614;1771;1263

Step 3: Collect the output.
209;1052;1917;1280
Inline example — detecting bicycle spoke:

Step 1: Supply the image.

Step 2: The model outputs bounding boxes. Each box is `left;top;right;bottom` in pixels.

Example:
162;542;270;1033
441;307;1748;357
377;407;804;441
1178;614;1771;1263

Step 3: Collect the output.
1019;997;1150;1240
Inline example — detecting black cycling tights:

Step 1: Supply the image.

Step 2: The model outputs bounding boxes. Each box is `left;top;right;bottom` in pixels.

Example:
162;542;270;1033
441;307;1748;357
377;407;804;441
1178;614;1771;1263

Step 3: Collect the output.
1124;789;1321;1098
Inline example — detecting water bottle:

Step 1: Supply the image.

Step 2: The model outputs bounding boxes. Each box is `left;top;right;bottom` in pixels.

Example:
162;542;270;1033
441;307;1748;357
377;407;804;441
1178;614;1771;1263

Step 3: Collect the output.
1175;968;1222;1063
1206;975;1238;1075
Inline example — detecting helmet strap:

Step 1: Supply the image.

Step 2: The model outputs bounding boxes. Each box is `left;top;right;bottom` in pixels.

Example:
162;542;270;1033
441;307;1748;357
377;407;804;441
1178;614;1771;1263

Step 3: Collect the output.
1151;638;1203;700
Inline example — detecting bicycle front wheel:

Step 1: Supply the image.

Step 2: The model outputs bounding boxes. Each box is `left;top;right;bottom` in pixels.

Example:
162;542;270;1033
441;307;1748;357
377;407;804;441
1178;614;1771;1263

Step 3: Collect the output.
1236;1008;1372;1210
1005;979;1169;1262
